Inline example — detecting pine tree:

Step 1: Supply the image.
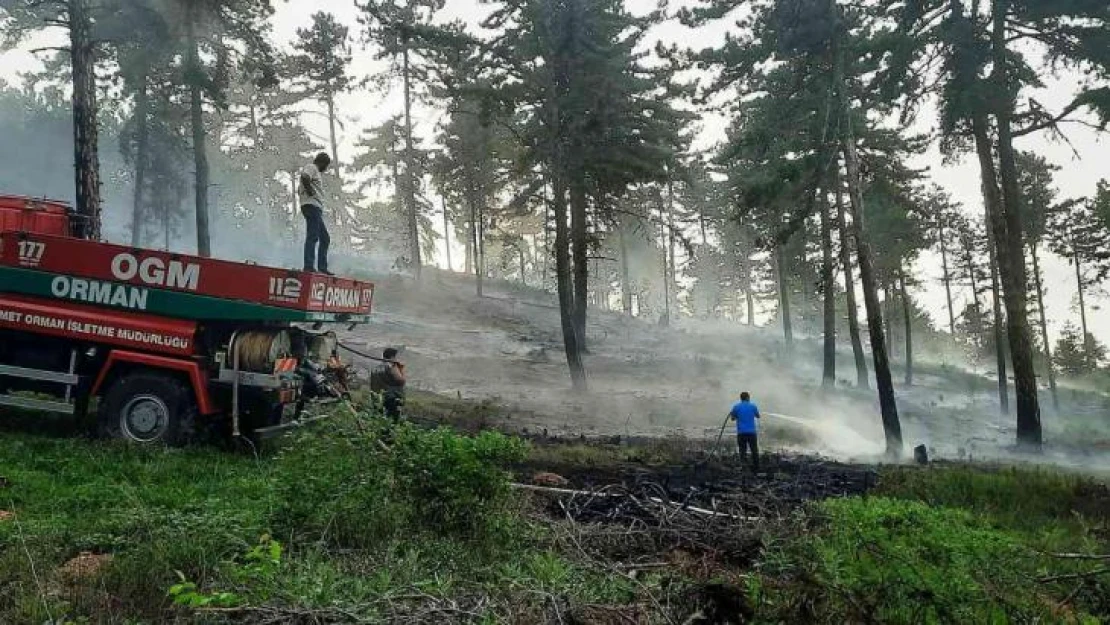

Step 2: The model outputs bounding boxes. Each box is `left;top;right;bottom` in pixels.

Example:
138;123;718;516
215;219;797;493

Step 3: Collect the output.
358;0;461;279
885;0;1110;449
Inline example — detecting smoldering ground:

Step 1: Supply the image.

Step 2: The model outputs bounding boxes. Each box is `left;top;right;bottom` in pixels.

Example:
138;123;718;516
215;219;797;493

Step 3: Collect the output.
339;268;1110;472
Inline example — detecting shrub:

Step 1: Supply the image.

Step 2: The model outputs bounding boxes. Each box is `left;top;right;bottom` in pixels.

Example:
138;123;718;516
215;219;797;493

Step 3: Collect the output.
755;497;1100;624
273;414;528;547
390;424;529;534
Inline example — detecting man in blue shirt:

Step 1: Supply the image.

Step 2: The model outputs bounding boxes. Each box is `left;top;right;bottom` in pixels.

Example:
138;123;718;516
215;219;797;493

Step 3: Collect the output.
729;392;761;472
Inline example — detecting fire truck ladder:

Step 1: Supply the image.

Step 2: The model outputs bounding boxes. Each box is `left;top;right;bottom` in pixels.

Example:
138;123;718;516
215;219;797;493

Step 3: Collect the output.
0;348;80;414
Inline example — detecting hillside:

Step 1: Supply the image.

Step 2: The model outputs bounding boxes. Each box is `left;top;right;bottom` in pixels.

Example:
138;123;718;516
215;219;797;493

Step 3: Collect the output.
340;267;1110;467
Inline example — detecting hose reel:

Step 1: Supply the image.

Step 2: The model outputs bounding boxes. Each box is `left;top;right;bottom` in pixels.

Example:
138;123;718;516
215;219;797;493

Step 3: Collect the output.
229;330;293;373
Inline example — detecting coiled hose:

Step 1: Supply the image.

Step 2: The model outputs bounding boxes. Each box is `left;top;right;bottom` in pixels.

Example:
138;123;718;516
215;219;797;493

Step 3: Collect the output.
231;330;292;373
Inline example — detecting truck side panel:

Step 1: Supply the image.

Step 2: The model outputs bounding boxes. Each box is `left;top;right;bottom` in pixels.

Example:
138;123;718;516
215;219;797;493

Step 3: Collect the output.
0;294;197;357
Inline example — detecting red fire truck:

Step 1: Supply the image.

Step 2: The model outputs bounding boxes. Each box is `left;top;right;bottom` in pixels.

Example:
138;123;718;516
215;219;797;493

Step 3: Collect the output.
0;194;374;445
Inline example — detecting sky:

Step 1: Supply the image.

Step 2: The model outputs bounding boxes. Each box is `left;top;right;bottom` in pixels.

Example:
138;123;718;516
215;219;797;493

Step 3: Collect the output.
0;0;1107;349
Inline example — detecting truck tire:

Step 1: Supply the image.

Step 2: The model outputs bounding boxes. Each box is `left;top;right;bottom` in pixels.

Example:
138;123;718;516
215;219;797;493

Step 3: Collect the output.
99;373;197;446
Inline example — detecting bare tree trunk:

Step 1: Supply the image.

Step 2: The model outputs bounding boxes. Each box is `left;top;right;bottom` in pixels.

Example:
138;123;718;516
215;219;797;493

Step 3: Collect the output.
836;178;868;387
1072;237;1092;366
401;47;421;278
939;217;956;335
843;137;902;457
553;171;587;390
973;116;1010;416
130;72;150;247
660;217;671;326
70;0;101;241
1030;242;1059;412
821;188;836;388
186;9;210;257
619;225;632;314
570;178;589;349
774;245;793;344
882;282;893;351
518;238;527;285
441;196;453;272
666;176;678;318
900;268;913;387
990;1;1042;449
325;94;346;249
469;194;483;297
963;243;983;322
745;277;755;326
542;182;551;289
464;225;474;275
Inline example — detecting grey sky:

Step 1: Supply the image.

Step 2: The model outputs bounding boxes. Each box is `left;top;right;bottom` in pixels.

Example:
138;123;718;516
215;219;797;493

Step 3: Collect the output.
1;0;1106;348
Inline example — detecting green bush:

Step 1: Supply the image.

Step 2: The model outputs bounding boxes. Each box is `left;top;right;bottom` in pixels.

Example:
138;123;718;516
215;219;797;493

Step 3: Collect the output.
391;425;529;534
755;497;1102;624
273;414;528;547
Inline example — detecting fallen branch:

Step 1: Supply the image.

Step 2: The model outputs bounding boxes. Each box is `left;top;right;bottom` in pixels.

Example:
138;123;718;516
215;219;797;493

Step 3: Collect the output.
513;483;763;522
1038;568;1110;584
1046;553;1110;561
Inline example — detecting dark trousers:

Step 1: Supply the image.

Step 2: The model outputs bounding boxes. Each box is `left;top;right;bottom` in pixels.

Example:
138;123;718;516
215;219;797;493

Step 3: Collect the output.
737;433;759;471
301;204;330;272
384;394;403;422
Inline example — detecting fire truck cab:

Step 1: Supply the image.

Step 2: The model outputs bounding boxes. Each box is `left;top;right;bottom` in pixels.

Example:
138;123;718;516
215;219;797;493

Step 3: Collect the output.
0;195;374;445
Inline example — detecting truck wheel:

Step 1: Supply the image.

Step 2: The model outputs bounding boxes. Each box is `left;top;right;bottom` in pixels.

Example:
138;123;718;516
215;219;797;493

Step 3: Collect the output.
100;373;197;446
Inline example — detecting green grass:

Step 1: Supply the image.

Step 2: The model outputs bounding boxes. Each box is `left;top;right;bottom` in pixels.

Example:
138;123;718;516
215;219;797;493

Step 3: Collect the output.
752;465;1110;624
0;414;646;623
2;410;1108;624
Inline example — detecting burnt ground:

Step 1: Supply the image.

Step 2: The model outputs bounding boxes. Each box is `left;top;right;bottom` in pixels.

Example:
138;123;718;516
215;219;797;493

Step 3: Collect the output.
504;442;879;623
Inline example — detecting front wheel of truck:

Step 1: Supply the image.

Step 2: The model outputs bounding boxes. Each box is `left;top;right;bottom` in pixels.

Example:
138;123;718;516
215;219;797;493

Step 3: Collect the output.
99;373;197;446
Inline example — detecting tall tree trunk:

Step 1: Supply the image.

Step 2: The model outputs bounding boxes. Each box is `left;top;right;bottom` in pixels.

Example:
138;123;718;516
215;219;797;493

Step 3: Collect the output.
990;0;1042;449
962;240;984;329
469;194;483;297
441;196;453;272
325;94;341;179
325;93;345;249
70;0;101;241
973;115;1010;415
745;282;755;327
883;282;893;353
821;188;836;388
1073;241;1092;365
186;10;210;257
836;178;869;387
774;245;793;344
963;244;983;320
843;135;902;455
553;171;587;390
130;71;150;247
660;218;671;326
519;238;527;285
1030;242;1059;412
939;218;956;335
666;176;678;318
542;181;551;289
570;178;589;349
401;47;421;278
463;233;472;275
619;225;632;314
900;268;913;387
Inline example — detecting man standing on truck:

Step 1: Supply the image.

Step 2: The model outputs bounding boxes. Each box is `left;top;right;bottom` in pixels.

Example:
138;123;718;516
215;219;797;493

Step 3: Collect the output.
300;152;332;275
729;391;761;472
370;347;406;421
